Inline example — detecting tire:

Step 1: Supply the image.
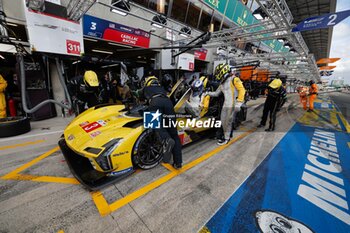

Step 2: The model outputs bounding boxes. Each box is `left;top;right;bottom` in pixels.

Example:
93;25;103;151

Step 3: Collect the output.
132;130;164;170
0;117;31;137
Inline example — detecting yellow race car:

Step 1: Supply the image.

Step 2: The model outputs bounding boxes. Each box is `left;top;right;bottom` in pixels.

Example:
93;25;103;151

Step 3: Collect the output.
59;79;221;190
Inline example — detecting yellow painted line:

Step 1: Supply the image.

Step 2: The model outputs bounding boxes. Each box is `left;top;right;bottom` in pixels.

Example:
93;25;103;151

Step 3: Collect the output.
338;112;350;133
199;226;211;233
3;174;79;185
108;130;254;213
0;140;45;150
91;191;111;216
0;147;59;179
161;163;177;172
109;172;178;211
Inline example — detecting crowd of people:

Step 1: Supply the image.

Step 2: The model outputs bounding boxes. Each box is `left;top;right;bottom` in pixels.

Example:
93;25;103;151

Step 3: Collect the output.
69;65;293;169
1;64;304;169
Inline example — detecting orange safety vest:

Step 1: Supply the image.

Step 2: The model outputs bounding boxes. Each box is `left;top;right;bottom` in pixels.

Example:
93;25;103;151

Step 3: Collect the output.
309;83;318;95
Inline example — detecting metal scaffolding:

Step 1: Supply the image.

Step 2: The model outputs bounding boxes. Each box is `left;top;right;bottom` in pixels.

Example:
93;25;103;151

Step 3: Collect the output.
60;0;319;80
66;0;97;21
200;0;320;80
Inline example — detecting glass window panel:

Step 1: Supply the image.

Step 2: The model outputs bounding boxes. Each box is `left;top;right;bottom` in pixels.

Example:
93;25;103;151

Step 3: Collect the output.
147;0;169;14
198;8;213;31
132;0;149;8
186;1;201;28
212;11;222;31
170;0;188;23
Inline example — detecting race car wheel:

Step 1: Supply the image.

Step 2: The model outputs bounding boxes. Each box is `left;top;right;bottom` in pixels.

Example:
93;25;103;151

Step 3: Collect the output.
132;129;163;170
0;117;31;137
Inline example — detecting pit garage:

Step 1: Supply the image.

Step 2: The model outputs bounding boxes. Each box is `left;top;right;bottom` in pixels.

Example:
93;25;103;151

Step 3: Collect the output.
1;0;350;233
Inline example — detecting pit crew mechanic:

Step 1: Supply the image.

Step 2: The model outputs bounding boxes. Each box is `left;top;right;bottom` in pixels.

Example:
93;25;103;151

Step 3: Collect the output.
68;70;101;114
0;74;7;118
308;80;318;112
205;64;246;145
258;78;287;131
134;73;183;169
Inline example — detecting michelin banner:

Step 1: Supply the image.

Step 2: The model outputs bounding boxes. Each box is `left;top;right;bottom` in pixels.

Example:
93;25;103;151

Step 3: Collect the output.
201;122;350;233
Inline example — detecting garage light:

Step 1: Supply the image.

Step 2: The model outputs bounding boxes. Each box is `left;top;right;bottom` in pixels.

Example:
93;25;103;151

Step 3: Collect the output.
72;60;81;65
101;64;119;68
6;22;18;27
92;49;113;55
111;0;130;16
84;37;98;42
151;15;167;29
179;26;191;38
284;43;292;49
108;42;132;48
253;7;268;20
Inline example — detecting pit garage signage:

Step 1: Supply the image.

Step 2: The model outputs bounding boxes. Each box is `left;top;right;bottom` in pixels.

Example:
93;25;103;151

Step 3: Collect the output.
194;48;208;61
177;53;195;71
23;3;84;56
292;10;350;32
83;15;150;48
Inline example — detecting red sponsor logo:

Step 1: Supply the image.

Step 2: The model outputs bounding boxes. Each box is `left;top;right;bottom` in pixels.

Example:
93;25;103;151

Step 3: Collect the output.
82;122;102;133
66;40;81;55
103;29;150;48
194;49;207;61
189;62;194;71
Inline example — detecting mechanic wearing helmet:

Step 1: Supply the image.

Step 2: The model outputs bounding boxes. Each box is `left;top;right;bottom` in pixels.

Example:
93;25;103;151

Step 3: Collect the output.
161;73;174;94
308;80;318;112
0;74;7;118
184;77;211;118
297;85;308;110
258;78;287;131
206;64;245;145
135;74;183;169
68;70;101;114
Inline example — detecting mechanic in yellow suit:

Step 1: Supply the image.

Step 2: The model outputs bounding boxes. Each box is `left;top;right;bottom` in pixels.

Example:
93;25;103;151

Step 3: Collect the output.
206;64;246;145
298;86;308;110
308;80;318;112
0;74;8;118
231;68;246;127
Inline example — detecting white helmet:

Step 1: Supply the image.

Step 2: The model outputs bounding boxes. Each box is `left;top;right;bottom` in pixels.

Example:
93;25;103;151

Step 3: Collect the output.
191;79;204;97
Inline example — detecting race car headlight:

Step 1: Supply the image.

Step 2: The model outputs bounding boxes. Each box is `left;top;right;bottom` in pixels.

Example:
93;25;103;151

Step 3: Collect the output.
96;138;123;171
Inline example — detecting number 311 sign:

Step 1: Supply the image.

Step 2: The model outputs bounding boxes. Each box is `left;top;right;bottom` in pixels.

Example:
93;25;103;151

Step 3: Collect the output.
66;40;81;55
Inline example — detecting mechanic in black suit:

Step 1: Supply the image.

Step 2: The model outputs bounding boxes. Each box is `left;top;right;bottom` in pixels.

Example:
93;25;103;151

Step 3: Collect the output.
134;73;182;169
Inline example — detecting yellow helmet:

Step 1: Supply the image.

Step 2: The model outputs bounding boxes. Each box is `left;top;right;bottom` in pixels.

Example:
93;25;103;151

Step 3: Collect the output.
269;78;282;89
84;71;99;87
144;76;159;87
199;76;208;88
214;63;230;82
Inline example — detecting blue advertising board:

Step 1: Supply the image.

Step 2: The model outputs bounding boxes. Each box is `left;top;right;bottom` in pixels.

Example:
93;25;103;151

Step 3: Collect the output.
201;98;350;233
83;15;150;48
292;10;350;32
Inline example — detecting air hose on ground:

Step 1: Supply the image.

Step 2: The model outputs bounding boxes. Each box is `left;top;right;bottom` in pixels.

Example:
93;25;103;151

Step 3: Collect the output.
19;54;72;113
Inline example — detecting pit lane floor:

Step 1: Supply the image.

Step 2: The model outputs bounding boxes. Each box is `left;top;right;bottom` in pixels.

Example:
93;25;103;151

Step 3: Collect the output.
0;93;345;233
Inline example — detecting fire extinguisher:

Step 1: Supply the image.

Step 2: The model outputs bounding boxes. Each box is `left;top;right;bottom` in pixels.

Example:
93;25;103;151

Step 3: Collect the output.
8;98;17;117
